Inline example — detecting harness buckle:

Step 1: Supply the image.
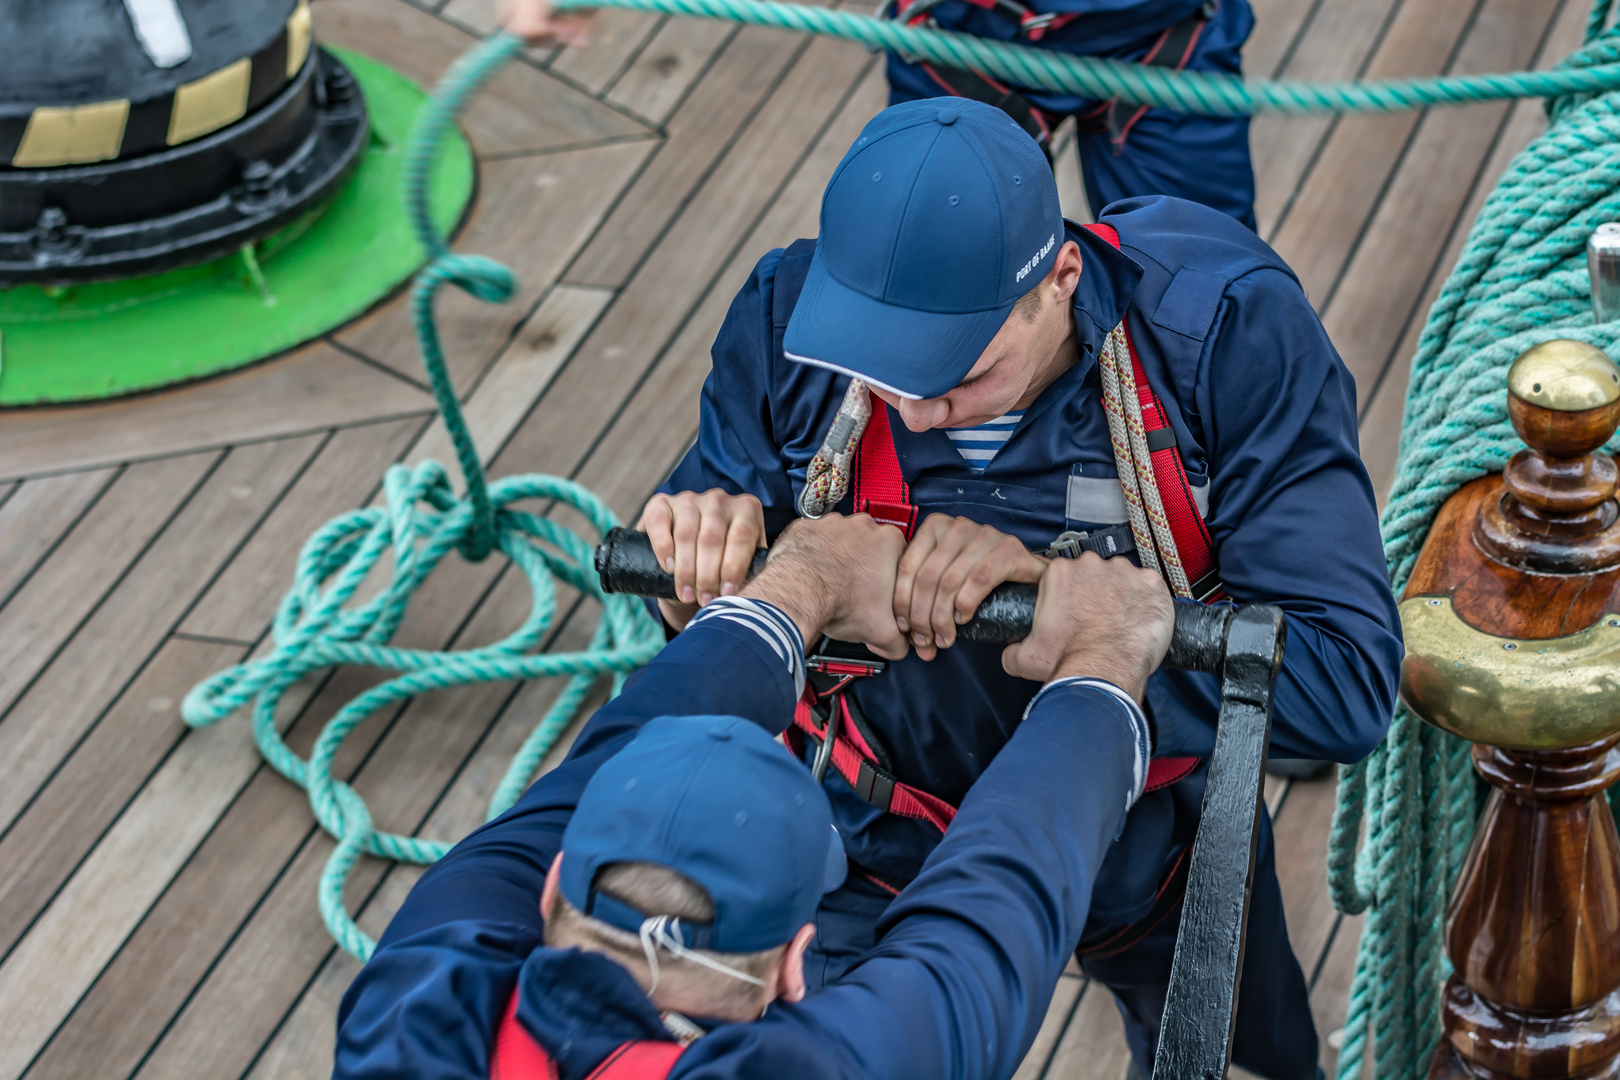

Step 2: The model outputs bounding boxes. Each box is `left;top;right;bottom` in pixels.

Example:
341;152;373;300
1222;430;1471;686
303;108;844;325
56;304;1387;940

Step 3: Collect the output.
1046;530;1089;559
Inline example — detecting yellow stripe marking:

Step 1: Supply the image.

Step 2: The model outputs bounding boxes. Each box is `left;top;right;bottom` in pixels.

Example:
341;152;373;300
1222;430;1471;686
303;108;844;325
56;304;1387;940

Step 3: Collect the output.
12;99;131;167
167;57;252;146
286;0;313;78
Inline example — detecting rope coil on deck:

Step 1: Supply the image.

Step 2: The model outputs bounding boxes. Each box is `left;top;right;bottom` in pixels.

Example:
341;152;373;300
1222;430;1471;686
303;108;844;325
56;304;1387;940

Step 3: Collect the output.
1326;3;1620;1075
182;34;663;961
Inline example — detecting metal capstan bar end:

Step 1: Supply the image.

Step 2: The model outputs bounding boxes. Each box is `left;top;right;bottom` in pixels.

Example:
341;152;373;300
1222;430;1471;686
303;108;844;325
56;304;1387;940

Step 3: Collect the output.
1588;223;1620;324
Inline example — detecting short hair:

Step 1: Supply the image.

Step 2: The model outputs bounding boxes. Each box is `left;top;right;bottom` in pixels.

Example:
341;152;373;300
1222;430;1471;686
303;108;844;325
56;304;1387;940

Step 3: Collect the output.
1012;281;1044;322
545;862;785;1020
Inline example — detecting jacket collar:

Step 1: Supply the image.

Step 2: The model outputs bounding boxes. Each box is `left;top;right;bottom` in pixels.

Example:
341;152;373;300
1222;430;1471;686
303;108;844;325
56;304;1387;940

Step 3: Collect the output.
517;947;679;1079
1018;218;1144;429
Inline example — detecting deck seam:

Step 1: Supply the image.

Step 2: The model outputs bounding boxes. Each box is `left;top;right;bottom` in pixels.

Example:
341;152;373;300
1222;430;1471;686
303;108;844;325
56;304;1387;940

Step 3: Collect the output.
0;452;226;737
1264;0;1410;244
1355;0;1575;425
0;467;121;618
1313;0;1494;316
0;434;329;856
559;54;879;480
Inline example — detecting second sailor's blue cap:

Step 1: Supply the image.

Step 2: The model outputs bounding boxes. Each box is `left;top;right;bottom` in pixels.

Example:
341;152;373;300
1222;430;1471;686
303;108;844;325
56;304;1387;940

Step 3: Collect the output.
783;99;1063;400
558;715;846;954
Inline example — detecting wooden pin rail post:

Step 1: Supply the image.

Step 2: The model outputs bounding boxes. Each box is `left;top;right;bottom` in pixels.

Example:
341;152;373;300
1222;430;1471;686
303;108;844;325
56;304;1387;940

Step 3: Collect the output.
1396;340;1620;1079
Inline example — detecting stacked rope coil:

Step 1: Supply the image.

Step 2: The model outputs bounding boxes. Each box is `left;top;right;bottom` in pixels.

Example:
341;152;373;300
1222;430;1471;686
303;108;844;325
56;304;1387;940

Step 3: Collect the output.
182;35;664;961
1325;4;1620;1075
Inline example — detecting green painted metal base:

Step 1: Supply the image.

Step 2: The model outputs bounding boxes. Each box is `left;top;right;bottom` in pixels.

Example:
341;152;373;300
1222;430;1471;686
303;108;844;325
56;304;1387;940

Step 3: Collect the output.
0;49;474;406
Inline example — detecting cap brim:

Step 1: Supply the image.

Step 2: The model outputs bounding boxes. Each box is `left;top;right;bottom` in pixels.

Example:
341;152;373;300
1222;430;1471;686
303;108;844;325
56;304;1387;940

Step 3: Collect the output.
784;250;1012;401
823;824;848;893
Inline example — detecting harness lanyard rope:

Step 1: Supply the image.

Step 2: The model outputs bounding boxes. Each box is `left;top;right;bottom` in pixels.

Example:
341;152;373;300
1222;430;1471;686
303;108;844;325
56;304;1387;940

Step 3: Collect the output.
798;378;872;518
1095;323;1193;597
181;34;664;962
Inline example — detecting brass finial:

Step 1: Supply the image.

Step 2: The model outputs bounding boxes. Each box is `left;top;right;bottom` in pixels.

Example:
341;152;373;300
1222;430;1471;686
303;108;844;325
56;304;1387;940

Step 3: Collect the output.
1508;340;1620;413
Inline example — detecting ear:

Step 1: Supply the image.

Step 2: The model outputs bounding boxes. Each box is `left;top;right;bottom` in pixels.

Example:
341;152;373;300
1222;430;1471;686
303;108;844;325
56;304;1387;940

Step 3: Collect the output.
1048;240;1083;304
773;922;817;1005
541;852;562;921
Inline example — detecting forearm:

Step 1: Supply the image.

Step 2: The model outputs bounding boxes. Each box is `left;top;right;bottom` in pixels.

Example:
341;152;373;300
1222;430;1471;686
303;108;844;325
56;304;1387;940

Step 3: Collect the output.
792;682;1149;1080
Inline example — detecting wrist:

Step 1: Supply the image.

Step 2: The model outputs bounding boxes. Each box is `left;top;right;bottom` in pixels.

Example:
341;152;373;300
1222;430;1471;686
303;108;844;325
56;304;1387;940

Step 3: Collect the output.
1048;652;1151;703
740;563;833;644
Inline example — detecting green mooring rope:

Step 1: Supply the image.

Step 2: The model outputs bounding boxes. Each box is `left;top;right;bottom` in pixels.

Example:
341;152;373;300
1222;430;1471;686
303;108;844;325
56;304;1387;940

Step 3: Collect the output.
1325;4;1620;1077
553;0;1620;114
182;34;664;961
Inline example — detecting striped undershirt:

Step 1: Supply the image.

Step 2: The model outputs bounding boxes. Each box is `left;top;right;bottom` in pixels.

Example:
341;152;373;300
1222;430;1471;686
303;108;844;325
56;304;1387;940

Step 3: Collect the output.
943;410;1025;470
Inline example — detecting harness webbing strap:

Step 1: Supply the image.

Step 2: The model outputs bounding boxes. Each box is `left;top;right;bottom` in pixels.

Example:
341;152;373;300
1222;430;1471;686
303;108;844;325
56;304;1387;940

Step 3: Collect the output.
791;693;957;833
852;400;920;538
1083;222;1224;602
492;995;684;1080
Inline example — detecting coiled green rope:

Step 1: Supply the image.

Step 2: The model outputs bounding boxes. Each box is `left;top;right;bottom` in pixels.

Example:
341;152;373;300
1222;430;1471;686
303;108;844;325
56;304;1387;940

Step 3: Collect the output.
1326;4;1620;1076
182;34;664;961
553;0;1620;114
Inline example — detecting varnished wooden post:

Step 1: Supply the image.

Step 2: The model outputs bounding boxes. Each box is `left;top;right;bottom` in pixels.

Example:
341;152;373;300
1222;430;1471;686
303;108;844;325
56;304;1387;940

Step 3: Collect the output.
1397;341;1620;1080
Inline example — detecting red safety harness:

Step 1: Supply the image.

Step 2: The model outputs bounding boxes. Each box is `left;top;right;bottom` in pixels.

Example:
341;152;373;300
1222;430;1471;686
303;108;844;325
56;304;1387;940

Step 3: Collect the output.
896;0;1214;154
790;221;1216;850
491;994;685;1080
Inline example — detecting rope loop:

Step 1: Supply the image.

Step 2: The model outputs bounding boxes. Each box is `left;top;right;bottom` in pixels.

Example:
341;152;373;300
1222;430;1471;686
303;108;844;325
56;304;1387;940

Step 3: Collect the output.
184;34;664;960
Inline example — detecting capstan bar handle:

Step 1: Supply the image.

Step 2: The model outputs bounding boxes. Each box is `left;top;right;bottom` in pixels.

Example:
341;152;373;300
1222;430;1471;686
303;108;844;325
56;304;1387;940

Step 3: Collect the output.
594;526;1254;675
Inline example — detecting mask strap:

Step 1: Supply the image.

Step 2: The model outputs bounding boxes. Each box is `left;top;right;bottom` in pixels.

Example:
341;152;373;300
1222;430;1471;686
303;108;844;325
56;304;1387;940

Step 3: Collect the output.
638;916;768;994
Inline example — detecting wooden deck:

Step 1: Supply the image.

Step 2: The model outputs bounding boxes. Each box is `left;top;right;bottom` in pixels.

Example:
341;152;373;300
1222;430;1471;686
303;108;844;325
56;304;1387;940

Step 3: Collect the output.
0;0;1581;1074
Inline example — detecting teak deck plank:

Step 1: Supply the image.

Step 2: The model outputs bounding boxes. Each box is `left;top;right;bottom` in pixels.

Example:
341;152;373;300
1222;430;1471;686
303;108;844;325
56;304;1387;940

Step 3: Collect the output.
1267;0;1482;305
0;343;431;483
333;142;655;393
314;0;650;156
564;24;827;288
0;640;245;1080
0;437;319;843
553;10;669;98
1250;0;1403;235
0;454;218;739
606;17;742;126
1318;0;1562;395
499;32;874;498
0;638;241;981
572;61;884;513
0;468;115;613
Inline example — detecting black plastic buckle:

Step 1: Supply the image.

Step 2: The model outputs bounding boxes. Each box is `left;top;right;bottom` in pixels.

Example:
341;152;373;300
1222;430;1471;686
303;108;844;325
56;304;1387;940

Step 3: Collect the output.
852;759;896;812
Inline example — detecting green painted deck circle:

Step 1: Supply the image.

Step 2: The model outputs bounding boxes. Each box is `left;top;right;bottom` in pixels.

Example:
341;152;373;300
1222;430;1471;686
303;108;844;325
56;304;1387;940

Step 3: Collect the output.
0;49;474;406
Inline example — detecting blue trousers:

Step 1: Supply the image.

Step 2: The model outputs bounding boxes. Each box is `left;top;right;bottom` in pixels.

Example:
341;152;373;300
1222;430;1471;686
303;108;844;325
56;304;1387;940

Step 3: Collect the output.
805;809;1320;1080
884;0;1258;230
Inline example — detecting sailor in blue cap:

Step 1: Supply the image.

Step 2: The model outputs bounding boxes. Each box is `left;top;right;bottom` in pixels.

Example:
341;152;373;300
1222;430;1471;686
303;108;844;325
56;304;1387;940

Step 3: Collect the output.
499;0;1255;228
640;98;1401;1079
335;511;1176;1080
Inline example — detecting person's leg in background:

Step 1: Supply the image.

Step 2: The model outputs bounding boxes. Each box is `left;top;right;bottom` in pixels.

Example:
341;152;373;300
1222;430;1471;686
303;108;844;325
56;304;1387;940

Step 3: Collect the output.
1080;811;1322;1080
1073;0;1258;229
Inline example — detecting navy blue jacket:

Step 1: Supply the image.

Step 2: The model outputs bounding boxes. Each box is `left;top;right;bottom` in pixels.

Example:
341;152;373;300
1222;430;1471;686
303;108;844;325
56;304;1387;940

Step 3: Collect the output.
660;196;1403;891
335;611;1145;1080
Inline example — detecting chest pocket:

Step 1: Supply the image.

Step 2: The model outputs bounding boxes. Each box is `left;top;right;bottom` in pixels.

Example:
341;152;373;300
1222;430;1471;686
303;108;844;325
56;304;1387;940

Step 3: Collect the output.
914;475;1063;550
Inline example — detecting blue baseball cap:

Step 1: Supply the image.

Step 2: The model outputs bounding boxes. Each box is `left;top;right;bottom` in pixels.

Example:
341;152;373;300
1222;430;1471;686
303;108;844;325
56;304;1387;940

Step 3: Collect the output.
783;99;1064;401
558;716;846;954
